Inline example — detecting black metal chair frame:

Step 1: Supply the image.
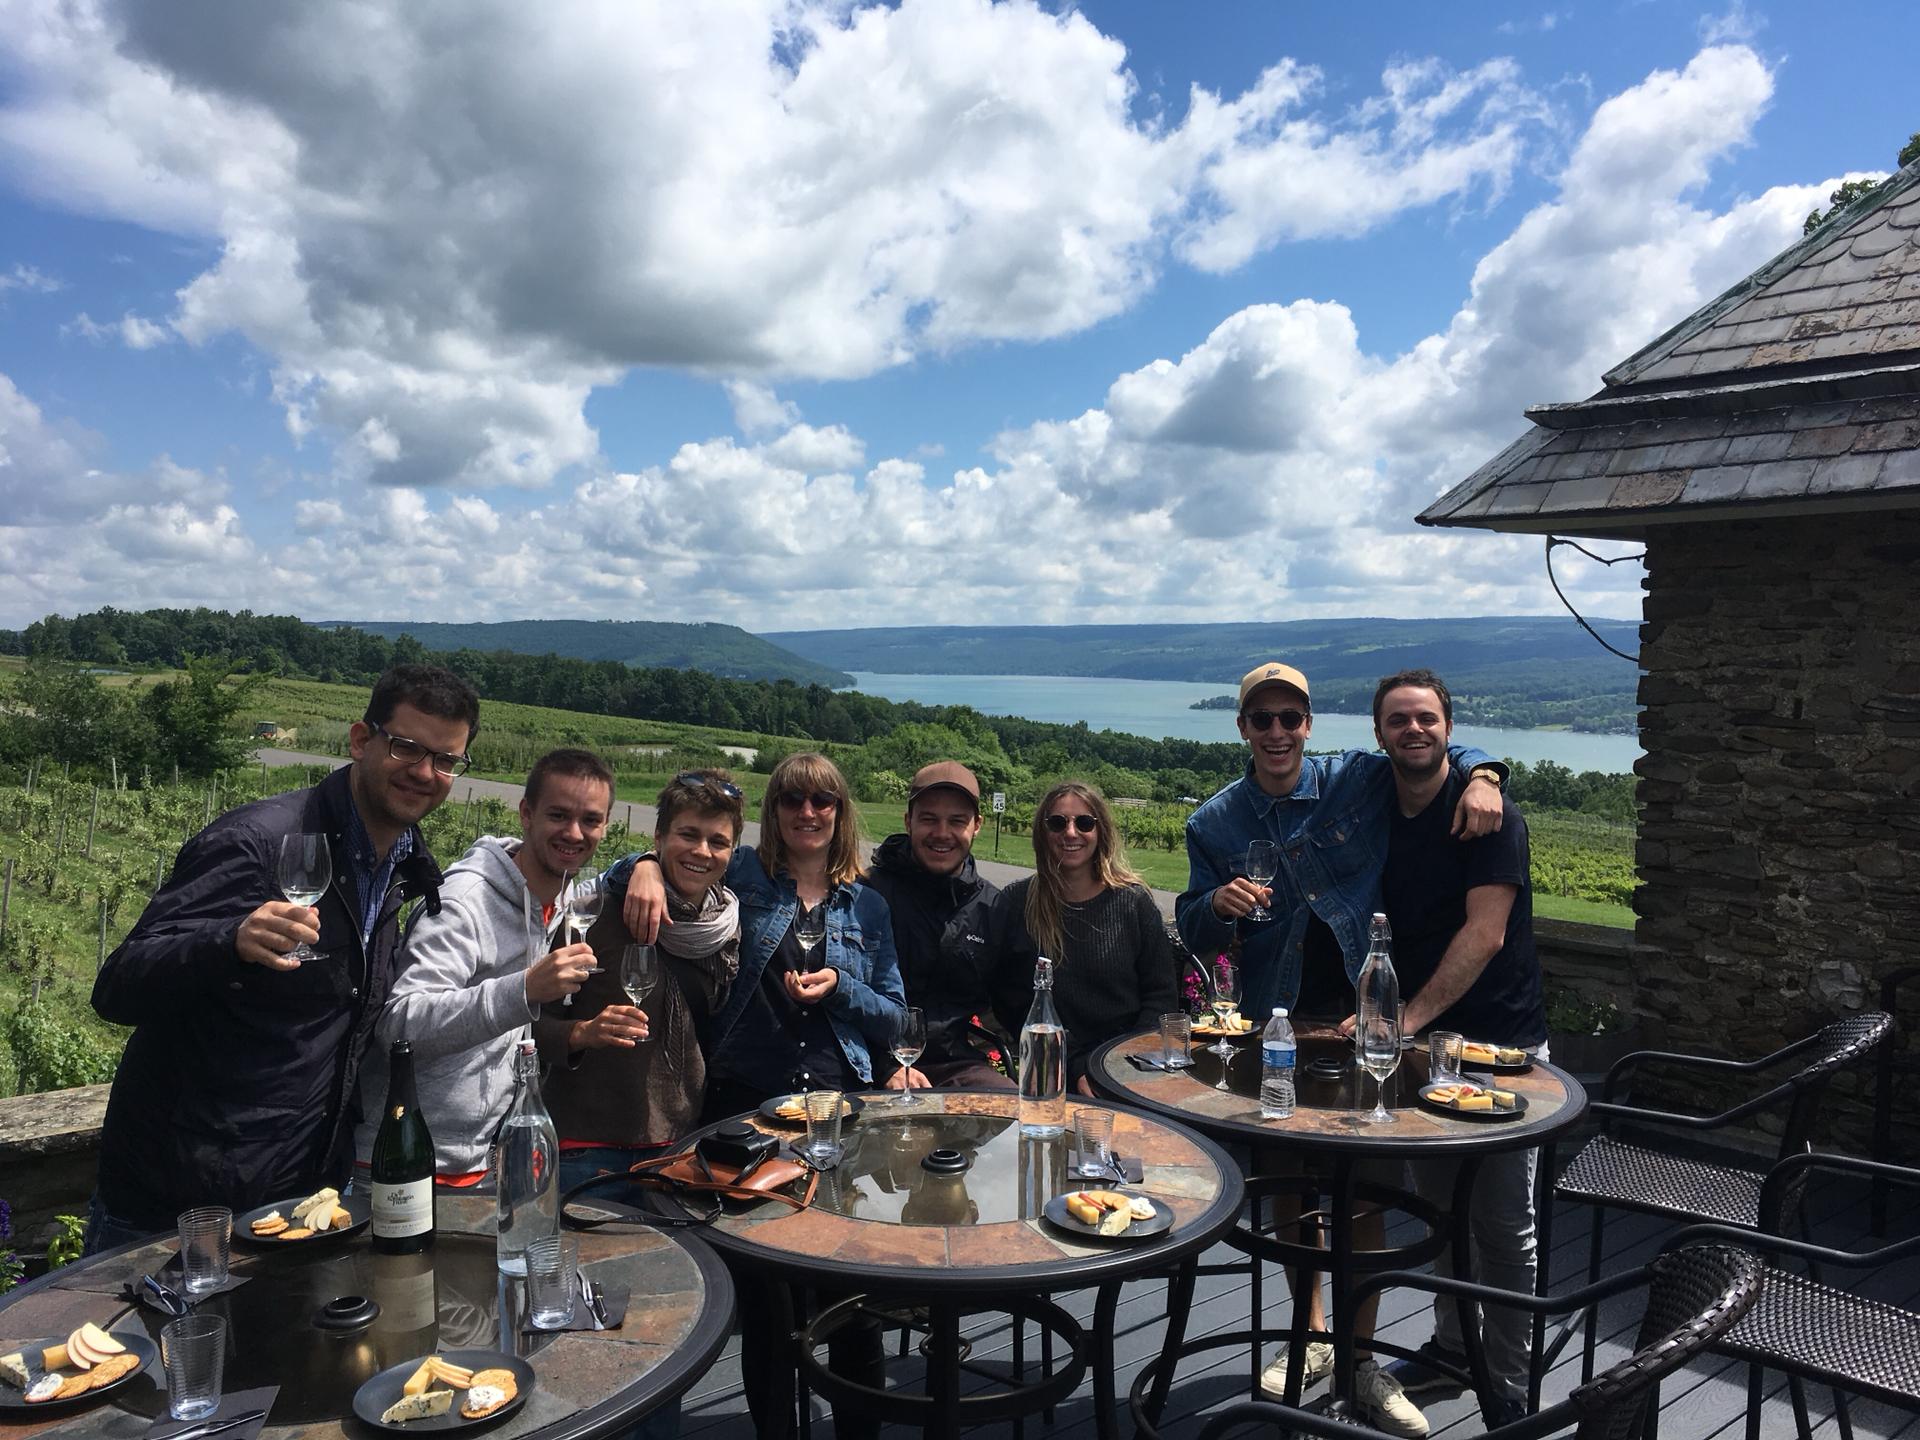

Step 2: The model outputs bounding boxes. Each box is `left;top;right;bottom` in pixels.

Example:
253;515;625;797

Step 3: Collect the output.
1871;967;1920;1234
1670;1152;1920;1440
1551;1012;1891;1380
1192;1243;1763;1440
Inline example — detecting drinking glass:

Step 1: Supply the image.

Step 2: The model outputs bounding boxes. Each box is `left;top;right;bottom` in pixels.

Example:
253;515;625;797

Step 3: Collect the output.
162;1314;227;1420
176;1206;231;1296
525;1234;579;1329
1243;840;1277;922
891;1007;926;1108
565;869;603;945
1356;969;1402;1125
1429;1030;1463;1083
620;942;660;1034
793;904;826;965
1159;1012;1192;1069
803;1090;845;1168
276;834;331;963
1208;959;1241;1063
1073;1107;1115;1179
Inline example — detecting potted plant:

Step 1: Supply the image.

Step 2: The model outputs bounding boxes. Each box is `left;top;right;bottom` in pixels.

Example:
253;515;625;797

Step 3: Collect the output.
1545;987;1642;1081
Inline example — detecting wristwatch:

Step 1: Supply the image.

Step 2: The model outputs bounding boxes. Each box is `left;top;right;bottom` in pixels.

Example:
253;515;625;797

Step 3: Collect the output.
1470;767;1502;786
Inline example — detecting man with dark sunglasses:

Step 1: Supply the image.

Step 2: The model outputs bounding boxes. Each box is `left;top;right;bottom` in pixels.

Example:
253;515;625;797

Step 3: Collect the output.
864;761;1016;1093
1175;659;1505;1430
88;664;479;1251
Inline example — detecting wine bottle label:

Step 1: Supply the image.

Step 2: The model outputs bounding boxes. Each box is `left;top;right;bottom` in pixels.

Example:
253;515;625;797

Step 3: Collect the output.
371;1178;434;1238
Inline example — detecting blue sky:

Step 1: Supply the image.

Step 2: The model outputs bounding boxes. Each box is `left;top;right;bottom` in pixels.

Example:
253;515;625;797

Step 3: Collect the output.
0;1;1914;632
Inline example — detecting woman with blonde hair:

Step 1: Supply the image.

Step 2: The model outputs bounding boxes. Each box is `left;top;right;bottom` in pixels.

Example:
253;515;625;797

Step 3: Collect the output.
987;780;1180;1091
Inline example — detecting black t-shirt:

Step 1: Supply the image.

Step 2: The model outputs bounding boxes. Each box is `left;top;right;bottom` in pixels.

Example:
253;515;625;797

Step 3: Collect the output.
1381;768;1545;1047
753;906;854;1091
1293;913;1353;1022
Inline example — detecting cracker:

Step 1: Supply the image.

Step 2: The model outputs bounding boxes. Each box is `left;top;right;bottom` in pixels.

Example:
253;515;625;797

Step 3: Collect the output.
278;1227;314;1241
469;1369;517;1390
84;1355;140;1390
460;1384;514;1419
55;1373;93;1401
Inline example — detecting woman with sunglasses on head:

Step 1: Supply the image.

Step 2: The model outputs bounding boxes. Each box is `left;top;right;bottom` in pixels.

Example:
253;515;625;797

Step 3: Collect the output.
538;769;746;1198
988;781;1180;1093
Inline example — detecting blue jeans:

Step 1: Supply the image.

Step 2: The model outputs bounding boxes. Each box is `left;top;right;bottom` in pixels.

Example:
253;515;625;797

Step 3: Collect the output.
559;1145;665;1200
83;1191;162;1257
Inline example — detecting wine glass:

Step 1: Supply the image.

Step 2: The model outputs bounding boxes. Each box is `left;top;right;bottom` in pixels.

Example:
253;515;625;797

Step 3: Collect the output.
1208;958;1240;1089
276;834;332;963
565;868;603;945
793;904;826;966
1244;841;1277;922
620;943;659;1043
891;1007;926;1108
1356;965;1403;1124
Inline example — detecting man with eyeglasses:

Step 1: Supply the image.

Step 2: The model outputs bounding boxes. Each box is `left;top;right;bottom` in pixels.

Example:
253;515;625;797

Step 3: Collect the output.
87;664;480;1251
1175;660;1505;1433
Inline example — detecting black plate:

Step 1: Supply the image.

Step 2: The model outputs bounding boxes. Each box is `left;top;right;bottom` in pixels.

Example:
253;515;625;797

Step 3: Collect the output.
1190;1023;1258;1043
1456;1045;1533;1074
757;1094;865;1127
352;1349;534;1432
1041;1191;1175;1242
235;1191;371;1247
1418;1081;1530;1122
0;1329;158;1412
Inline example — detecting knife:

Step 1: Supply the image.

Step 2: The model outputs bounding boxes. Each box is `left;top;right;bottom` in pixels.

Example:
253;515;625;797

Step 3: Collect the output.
586;1280;611;1330
160;1407;267;1440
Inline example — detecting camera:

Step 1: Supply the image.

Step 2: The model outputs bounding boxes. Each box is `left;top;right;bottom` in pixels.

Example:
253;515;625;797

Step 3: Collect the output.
697;1122;777;1173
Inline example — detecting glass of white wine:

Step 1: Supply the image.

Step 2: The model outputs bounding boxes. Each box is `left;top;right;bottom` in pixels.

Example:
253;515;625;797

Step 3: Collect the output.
275;834;331;963
1209;958;1241;1088
559;869;603;1009
1356;964;1402;1124
793;903;826;965
620;943;659;1043
891;1006;926;1107
1244;841;1277;921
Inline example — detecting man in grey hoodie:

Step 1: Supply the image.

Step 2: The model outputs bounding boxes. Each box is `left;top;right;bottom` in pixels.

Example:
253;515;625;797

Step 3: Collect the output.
360;748;620;1179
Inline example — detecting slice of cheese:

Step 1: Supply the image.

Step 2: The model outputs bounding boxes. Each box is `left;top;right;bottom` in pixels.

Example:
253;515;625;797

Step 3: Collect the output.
0;1352;34;1390
400;1359;437;1397
381;1389;454;1424
292;1187;339;1224
1490;1089;1518;1109
1097;1207;1133;1236
1454;1093;1495;1112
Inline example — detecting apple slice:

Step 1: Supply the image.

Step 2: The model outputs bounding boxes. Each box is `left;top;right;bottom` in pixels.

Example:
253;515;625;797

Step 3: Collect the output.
63;1330;98;1370
77;1324;124;1358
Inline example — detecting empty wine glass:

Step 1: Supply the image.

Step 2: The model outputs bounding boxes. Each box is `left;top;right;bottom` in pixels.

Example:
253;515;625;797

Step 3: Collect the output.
620;943;659;1043
1356;961;1402;1124
793;904;826;965
891;1007;926;1107
1244;840;1277;922
275;834;331;963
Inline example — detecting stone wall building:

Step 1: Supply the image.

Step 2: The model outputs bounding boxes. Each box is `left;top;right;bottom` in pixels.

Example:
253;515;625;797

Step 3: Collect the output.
1420;159;1920;1157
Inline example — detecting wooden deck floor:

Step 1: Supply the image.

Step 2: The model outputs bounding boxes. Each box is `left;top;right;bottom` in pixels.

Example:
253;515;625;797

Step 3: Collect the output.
671;1151;1920;1439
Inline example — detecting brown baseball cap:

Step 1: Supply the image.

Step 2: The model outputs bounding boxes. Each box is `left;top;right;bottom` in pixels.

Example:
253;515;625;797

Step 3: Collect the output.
907;760;981;808
1237;661;1311;711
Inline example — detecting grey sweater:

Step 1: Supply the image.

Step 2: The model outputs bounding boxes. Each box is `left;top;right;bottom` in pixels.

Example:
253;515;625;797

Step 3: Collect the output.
356;836;546;1174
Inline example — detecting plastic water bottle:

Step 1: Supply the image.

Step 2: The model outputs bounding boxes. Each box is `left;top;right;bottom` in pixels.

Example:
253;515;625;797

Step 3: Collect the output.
1260;1006;1296;1119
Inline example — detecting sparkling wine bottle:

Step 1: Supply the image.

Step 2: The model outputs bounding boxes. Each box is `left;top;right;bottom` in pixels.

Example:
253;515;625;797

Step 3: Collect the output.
370;1040;436;1254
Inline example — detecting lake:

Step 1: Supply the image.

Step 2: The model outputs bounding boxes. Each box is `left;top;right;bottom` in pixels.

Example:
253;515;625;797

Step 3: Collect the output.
846;672;1642;774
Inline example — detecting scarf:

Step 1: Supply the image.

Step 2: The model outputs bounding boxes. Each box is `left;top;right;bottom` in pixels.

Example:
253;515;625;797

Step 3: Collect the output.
658;883;740;960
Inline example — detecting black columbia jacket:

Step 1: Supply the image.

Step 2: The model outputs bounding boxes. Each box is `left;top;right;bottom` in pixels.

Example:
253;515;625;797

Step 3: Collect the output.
863;833;1000;1071
91;764;443;1230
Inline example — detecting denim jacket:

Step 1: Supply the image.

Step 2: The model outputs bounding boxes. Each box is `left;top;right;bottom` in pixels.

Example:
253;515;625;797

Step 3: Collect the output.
1175;746;1501;1022
609;848;906;1087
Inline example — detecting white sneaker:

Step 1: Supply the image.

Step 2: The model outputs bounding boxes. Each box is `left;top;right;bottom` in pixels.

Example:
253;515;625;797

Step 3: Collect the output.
1258;1340;1335;1396
1354;1359;1431;1439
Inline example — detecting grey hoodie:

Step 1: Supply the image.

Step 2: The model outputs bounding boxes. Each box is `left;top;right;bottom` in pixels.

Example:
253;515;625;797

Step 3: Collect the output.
356;836;547;1174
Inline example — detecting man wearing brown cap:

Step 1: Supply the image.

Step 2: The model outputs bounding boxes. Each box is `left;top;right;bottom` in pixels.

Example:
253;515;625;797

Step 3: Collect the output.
864;761;1016;1092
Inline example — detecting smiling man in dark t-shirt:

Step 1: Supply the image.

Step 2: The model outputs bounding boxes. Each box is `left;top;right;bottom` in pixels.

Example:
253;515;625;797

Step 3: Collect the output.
1373;668;1544;1426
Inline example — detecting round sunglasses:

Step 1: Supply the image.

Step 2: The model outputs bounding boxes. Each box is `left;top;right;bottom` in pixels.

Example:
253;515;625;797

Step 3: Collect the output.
1243;707;1310;733
1044;812;1098;834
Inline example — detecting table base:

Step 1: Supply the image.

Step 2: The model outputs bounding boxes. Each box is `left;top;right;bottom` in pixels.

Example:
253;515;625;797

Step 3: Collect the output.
800;1293;1086;1440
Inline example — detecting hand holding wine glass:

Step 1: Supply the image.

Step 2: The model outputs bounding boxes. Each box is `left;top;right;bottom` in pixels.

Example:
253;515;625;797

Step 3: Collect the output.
793;903;826;962
1243;841;1277;922
620;943;660;1044
273;834;332;964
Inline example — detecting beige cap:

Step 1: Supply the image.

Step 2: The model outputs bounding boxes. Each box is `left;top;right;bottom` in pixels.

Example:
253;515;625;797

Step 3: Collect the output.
907;760;981;808
1237;662;1311;711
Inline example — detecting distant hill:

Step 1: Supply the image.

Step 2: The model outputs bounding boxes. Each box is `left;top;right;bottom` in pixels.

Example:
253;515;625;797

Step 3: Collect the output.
328;619;853;687
762;618;1642;733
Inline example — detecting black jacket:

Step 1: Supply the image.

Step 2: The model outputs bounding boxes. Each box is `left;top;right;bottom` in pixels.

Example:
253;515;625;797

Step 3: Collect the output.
863;833;999;1070
91;765;442;1230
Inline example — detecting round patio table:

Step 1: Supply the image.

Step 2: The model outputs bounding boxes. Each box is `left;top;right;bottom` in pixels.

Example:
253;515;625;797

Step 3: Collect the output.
0;1191;732;1440
650;1091;1244;1440
1090;1026;1588;1428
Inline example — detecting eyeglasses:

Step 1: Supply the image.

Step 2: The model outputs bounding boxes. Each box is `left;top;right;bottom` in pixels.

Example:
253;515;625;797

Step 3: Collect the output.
776;790;841;813
370;722;471;776
674;771;743;802
1243;708;1310;733
1044;813;1098;834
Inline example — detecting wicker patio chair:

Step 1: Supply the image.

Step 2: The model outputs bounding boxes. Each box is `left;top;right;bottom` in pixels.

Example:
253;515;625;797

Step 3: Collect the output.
1194;1243;1763;1440
1672;1152;1920;1440
1552;1010;1891;1378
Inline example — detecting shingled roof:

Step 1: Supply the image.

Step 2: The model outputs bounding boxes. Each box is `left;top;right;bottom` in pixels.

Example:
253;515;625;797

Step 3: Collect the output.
1422;158;1920;538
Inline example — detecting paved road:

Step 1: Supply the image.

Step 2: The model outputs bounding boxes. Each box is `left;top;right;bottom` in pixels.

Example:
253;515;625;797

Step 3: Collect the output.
258;748;1182;914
